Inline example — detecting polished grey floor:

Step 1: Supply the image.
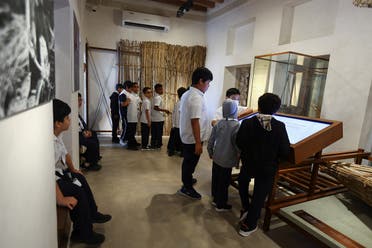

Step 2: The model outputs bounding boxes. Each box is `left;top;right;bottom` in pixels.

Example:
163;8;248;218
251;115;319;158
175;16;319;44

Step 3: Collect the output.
70;137;319;248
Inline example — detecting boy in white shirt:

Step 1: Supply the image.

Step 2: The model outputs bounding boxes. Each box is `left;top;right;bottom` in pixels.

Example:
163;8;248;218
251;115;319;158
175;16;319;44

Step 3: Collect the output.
53;99;111;245
126;82;141;150
177;67;213;200
167;87;187;156
150;83;170;148
211;88;253;126
140;87;152;149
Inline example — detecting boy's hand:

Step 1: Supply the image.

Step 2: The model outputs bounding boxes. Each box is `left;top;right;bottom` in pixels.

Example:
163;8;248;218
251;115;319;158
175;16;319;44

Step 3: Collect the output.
72;168;83;175
61;196;78;210
147;123;151;128
165;110;171;115
194;142;203;155
83;130;92;138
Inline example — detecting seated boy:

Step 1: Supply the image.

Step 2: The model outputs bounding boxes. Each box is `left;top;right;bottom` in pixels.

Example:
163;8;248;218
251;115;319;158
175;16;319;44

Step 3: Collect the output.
54;99;111;245
236;93;290;237
78;93;101;170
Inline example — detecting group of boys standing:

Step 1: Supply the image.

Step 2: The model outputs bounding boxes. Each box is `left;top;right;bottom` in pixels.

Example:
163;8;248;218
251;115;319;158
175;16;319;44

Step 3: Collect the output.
110;81;171;150
175;67;290;237
54;66;291;245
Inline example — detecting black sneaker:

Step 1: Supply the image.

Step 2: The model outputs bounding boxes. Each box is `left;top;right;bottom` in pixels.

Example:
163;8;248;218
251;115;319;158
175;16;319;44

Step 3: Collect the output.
81;163;102;171
93;212;112;223
141;146;154;151
239;223;258;237
167;150;175;156
177;186;201;200
215;204;232;212
70;231;105;245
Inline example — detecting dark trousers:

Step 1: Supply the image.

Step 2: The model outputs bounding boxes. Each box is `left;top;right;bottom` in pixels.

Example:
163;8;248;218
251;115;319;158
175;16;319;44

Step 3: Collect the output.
167;127;182;153
181;143;201;188
141;123;150;148
238;165;275;228
111;113;120;141
211;162;232;206
120;116;127;142
57;173;97;238
126;122;138;147
150;121;164;148
79;131;100;164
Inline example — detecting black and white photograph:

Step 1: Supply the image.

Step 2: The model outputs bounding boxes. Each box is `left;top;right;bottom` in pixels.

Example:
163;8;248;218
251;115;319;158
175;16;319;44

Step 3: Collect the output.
0;0;54;120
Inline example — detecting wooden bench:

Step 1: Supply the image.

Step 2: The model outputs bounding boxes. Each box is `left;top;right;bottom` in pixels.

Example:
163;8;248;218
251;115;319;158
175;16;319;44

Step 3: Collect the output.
57;206;71;248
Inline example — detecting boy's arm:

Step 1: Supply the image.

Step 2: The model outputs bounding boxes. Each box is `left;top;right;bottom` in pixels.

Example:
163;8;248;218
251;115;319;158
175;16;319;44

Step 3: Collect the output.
207;126;216;159
191;118;202;155
236;121;246;150
65;153;83;175
56;183;78;210
145;109;151;127
154;106;170;114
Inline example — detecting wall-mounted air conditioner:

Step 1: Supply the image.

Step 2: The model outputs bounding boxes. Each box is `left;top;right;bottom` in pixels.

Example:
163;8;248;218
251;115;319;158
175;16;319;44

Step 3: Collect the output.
122;11;170;32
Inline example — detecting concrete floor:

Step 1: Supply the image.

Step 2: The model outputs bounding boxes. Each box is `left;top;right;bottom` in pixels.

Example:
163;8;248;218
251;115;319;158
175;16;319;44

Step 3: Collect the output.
70;137;319;248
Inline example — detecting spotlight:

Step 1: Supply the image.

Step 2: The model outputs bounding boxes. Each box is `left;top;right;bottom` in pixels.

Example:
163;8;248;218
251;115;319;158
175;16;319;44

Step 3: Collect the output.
176;0;193;18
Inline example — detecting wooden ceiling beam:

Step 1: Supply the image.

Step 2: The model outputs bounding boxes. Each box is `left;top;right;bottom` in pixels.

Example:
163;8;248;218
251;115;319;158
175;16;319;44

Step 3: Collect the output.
180;0;215;8
149;0;207;12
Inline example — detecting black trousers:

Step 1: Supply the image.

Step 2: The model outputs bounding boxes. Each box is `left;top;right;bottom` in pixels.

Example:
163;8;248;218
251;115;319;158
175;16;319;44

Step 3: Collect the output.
141;122;150;148
150;121;164;148
120;116;127;142
126;122;138;147
57;173;98;238
79;131;100;164
111;113;120;141
167;127;182;153
181;143;201;189
238;165;275;228
211;162;232;206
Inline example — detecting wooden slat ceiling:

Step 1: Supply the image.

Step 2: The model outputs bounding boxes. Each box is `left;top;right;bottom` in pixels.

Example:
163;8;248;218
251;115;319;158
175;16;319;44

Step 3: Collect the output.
149;0;224;12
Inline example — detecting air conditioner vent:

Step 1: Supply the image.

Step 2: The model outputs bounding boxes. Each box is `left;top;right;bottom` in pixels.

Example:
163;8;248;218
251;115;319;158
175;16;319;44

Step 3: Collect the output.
122;11;170;32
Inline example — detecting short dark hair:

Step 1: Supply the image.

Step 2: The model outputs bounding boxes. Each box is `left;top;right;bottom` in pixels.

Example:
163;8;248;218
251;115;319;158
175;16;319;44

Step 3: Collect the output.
154;83;162;91
116;83;124;90
258;93;281;115
191;67;213;85
78;92;82;98
53;99;71;123
226;88;240;97
177;87;187;99
123;80;132;89
142;87;151;94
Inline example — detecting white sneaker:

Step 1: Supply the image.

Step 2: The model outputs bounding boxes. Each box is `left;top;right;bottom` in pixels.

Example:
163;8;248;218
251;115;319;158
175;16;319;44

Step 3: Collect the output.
119;140;128;147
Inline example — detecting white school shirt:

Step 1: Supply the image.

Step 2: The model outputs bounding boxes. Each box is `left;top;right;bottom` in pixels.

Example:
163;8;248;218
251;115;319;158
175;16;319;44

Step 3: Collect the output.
127;92;141;123
214;104;248;120
54;134;68;181
172;101;181;128
180;87;210;144
151;93;164;122
140;97;151;124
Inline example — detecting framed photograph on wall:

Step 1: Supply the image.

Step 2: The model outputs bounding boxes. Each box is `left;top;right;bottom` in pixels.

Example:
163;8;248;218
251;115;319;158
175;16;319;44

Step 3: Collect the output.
0;0;55;120
73;12;80;92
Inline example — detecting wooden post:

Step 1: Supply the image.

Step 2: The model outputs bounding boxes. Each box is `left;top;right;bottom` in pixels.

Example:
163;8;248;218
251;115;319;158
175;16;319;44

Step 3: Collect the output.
309;151;322;195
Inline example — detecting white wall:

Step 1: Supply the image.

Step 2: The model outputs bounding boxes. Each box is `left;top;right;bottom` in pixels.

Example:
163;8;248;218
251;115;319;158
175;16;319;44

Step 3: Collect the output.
84;6;206;49
205;0;372;152
0;104;56;248
0;1;86;247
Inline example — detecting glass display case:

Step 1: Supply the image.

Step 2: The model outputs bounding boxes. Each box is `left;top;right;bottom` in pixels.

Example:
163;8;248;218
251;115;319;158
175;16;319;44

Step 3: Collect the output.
249;51;329;118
